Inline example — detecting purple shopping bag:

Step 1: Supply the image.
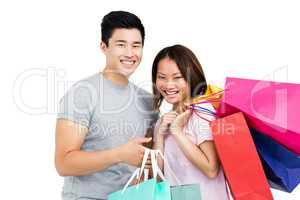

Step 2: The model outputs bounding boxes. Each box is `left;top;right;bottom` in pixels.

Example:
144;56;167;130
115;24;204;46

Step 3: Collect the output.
217;77;300;155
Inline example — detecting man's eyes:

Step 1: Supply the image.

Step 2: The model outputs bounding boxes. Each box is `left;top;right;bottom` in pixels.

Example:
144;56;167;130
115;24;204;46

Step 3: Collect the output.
116;43;126;47
116;43;141;48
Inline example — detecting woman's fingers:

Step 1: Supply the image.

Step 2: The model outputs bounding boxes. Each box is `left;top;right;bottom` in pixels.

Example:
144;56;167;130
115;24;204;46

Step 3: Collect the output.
163;112;178;118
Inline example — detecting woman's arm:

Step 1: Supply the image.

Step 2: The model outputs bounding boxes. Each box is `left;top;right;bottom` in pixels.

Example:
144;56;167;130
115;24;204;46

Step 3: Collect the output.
170;110;220;179
173;132;220;178
153;133;165;172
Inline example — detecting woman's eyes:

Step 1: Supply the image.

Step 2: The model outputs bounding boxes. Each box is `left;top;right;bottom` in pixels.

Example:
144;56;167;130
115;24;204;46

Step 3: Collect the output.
157;76;183;80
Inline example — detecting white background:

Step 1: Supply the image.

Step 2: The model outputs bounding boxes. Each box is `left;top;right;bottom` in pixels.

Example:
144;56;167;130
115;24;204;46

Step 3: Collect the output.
1;0;300;199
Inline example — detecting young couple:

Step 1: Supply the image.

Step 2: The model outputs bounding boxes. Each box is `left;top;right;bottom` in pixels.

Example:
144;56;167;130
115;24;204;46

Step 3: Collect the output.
55;11;229;200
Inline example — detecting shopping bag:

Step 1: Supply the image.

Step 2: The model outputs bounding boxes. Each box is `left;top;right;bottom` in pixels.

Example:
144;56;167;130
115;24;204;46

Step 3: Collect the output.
192;84;224;110
210;112;274;200
108;178;157;200
217;77;300;155
170;184;201;200
108;149;171;200
151;150;202;200
251;128;300;193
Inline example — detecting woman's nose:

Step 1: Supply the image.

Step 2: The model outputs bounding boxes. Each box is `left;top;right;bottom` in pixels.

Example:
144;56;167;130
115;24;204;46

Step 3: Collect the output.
165;81;177;89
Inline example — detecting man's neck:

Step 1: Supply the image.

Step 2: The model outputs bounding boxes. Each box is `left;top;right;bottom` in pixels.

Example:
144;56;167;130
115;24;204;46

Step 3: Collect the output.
102;68;129;86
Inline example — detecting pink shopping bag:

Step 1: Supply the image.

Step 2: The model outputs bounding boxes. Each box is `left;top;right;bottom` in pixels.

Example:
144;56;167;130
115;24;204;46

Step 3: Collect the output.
217;77;300;155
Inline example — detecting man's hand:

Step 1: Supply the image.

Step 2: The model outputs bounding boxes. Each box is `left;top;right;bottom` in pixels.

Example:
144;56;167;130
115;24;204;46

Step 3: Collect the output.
130;153;153;186
117;137;152;167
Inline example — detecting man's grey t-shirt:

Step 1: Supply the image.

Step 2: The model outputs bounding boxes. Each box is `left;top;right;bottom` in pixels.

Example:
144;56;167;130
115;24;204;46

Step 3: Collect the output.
57;73;157;200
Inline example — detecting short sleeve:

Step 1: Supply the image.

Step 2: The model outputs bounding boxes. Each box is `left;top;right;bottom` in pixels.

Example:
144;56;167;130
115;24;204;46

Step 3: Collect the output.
190;103;216;145
57;81;96;128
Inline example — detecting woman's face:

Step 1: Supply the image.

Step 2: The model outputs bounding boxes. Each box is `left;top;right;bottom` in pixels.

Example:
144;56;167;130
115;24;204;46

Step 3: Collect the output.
155;58;189;105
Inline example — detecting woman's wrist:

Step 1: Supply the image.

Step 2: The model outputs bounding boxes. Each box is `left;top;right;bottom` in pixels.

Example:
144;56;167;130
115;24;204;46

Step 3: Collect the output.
170;125;183;135
172;129;185;140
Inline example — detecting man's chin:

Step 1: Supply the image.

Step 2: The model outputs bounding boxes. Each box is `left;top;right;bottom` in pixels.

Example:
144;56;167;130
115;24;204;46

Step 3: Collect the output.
119;67;136;77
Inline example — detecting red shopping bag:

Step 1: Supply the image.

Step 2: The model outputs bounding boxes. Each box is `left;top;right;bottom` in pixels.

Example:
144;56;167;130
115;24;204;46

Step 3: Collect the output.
210;112;273;200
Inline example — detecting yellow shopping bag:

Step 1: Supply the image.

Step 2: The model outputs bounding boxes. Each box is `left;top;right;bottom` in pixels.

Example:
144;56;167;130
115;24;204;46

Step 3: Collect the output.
192;84;223;110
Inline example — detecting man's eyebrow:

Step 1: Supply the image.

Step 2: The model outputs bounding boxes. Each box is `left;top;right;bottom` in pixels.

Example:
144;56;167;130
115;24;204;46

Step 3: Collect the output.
115;40;126;43
132;41;142;45
114;40;142;44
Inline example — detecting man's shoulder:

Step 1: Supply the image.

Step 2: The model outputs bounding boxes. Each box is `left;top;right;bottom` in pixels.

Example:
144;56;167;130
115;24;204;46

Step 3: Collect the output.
61;73;100;102
131;84;155;107
131;83;153;97
66;73;100;95
74;73;100;87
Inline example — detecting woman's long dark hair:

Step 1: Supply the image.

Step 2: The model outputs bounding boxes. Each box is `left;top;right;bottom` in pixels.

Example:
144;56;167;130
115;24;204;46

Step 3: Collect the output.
152;44;207;111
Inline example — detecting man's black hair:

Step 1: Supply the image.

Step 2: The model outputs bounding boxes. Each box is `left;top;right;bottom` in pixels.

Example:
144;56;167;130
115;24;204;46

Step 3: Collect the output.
101;11;145;46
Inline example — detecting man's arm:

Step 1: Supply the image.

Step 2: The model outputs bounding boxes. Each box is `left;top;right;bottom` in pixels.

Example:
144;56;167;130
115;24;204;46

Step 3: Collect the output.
55;119;152;176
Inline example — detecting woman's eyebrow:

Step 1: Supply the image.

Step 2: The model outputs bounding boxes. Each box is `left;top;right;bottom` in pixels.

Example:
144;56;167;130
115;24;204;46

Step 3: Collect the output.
172;73;181;75
157;72;181;76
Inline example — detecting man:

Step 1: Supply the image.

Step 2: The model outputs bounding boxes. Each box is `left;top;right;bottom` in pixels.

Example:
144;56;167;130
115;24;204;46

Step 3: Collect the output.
55;11;157;200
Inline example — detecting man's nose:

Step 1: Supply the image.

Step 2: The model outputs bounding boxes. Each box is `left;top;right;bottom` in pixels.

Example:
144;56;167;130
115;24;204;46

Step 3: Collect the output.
124;46;134;57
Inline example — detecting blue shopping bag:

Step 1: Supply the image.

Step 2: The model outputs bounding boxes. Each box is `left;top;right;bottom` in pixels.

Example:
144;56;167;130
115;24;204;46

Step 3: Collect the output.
251;128;300;192
108;149;172;200
170;184;201;200
108;178;171;200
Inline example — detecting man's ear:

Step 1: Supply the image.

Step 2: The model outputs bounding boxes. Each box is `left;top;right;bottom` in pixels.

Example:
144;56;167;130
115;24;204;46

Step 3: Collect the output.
100;41;107;53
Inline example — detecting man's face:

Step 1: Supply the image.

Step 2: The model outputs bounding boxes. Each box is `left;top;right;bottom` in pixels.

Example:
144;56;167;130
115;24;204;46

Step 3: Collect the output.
101;28;143;77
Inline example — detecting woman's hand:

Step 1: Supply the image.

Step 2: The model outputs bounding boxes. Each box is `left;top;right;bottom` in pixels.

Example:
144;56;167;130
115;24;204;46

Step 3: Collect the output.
170;110;191;135
158;111;178;135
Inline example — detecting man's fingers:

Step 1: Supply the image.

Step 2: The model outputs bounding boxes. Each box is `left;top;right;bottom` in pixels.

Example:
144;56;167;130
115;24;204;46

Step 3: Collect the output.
144;164;152;169
135;137;152;144
130;179;138;185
